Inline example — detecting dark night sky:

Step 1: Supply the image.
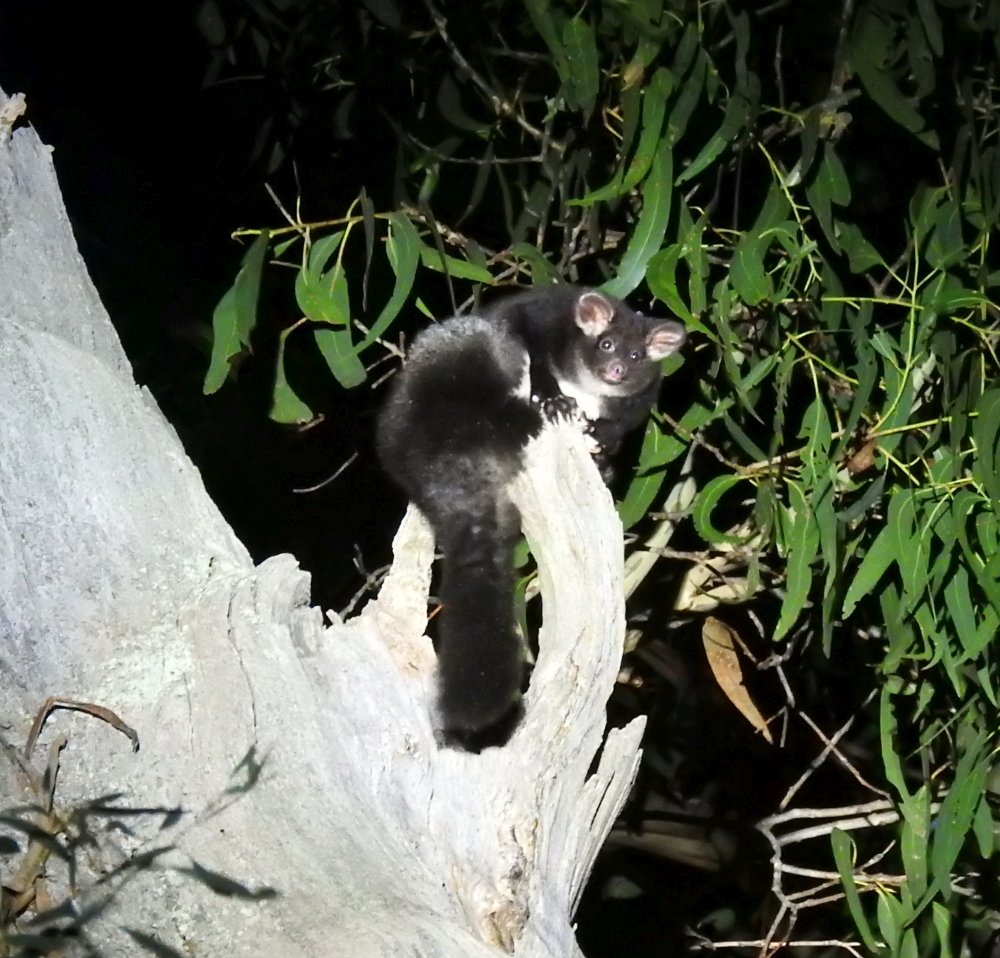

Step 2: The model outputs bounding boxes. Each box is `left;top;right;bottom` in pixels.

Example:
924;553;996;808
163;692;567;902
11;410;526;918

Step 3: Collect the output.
0;5;233;340
0;2;396;610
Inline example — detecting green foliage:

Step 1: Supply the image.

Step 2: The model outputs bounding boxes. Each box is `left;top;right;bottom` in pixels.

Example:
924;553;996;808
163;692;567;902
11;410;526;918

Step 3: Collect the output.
203;0;1000;951
204;231;269;394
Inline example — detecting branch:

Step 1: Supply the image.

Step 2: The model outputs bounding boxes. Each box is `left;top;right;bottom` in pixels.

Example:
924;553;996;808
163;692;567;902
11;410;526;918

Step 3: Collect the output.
421;0;554;147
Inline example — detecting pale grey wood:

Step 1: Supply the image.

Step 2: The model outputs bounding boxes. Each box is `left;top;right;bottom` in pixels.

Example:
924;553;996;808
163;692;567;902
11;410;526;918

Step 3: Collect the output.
0;84;642;957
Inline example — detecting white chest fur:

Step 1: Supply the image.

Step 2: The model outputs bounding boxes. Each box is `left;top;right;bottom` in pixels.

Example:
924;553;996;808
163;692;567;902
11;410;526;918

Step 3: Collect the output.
555;376;605;420
514;353;533;401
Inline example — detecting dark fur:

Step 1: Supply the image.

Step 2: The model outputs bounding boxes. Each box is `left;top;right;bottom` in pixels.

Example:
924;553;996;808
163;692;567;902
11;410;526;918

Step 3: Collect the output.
377;316;538;735
488;285;686;468
376;287;685;742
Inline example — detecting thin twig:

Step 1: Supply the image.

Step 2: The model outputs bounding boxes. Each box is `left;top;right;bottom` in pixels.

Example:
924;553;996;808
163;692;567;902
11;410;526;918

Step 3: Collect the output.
338;556;391;619
775;24;786;113
773;682;889;806
760;799;895;829
421;0;553;147
695;937;864;954
405;132;545;165
776;809;901;845
829;0;857;97
265;182;301;231
292;451;359;494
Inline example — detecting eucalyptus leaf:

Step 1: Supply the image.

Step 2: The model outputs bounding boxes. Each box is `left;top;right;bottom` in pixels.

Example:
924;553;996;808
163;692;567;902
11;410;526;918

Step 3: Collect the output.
852;8;939;147
906;14;935;99
879;683;909;798
676;73;757;185
665;49;707;148
831;829;882;952
270;328;315;424
646;244;693;322
842;522;896;617
523;0;572;100
307;230;346;276
928;728;989;897
618;400;708;531
315;327;367;389
837;221;884;272
730;231;771;305
204;231;270;394
360;190;376;311
692;474;753;546
876;892;902;953
357;212;420;351
931;905;955;958
418;243;493;283
943;567;982;659
601;146;673;298
510;243;561;286
927;194;966;269
562;16;600;116
436;73;491;133
296;258;350;327
972;389;1000;502
773;481;820;642
915;0;944;57
899;785;931;900
573;67;672;205
679;200;709;316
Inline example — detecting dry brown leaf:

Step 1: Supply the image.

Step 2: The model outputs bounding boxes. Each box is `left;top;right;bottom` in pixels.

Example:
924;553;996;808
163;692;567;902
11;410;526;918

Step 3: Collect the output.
846;436;877;475
25;696;139;758
701;617;773;744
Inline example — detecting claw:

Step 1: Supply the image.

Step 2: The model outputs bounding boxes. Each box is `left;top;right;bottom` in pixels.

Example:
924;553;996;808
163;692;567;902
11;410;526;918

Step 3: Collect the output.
540;395;581;424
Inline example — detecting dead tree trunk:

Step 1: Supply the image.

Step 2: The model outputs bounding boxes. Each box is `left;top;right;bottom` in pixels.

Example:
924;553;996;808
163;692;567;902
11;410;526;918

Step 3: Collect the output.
0;87;643;958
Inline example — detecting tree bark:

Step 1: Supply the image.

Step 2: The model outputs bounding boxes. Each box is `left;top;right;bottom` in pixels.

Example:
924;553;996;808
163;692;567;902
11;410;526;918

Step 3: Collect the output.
0;86;643;957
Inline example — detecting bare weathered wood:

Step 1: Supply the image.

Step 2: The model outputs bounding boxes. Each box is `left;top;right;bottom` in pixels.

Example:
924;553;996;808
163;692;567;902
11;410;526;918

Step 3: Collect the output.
0;84;642;957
